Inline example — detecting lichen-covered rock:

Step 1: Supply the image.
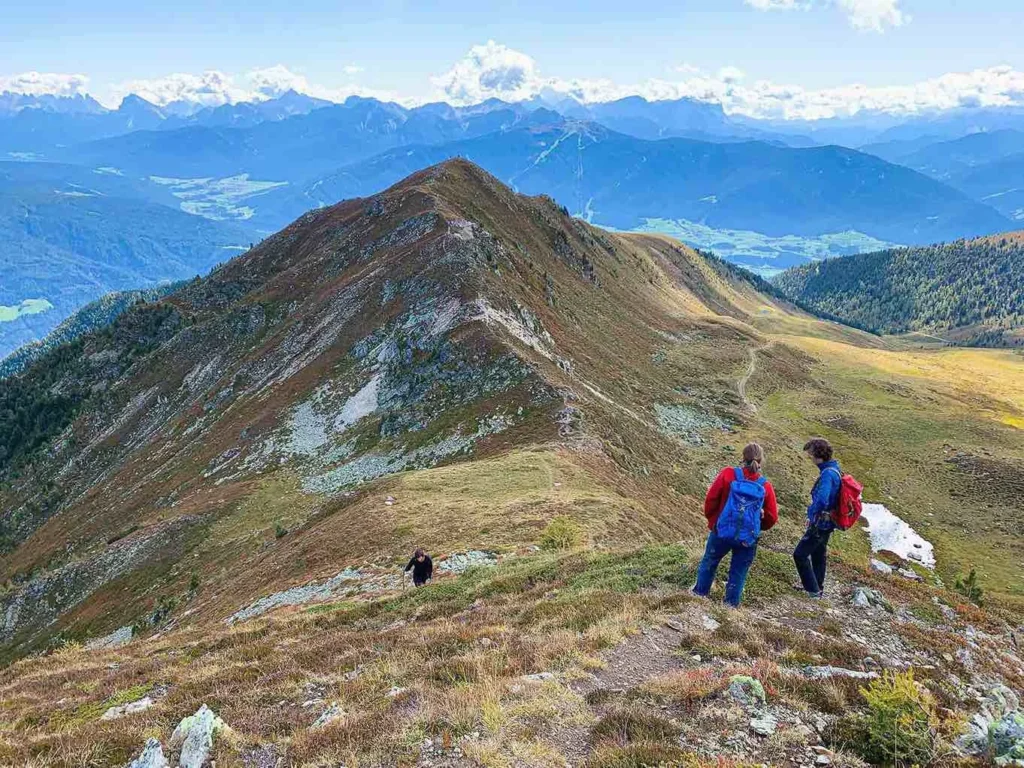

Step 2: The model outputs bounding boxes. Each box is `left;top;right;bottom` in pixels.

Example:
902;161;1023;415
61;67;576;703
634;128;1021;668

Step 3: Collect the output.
728;675;766;708
991;712;1024;766
125;738;169;768
170;704;229;768
958;685;1024;760
850;587;891;611
311;702;345;729
804;666;878;680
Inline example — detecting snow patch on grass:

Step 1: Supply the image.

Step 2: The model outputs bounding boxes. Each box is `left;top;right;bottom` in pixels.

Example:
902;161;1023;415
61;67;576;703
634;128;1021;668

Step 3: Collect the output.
860;503;935;568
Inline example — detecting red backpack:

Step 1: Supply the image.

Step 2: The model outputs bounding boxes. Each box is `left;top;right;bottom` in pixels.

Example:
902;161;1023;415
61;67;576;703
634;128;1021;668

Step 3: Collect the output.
827;468;864;530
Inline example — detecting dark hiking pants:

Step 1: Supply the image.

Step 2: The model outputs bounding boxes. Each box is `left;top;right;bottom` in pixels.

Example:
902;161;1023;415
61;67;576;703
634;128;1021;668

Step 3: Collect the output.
794;526;832;596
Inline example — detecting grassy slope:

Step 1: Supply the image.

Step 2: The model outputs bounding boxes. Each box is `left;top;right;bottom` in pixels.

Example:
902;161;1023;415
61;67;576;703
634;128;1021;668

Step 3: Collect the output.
1;160;1024;766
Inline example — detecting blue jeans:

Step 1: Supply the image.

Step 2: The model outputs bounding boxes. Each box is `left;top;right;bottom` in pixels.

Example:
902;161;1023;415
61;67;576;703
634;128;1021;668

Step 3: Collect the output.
794;526;832;595
693;532;758;607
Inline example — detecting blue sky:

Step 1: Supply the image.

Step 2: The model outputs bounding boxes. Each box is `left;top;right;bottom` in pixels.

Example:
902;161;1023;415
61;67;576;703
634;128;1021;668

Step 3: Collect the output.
3;0;1024;119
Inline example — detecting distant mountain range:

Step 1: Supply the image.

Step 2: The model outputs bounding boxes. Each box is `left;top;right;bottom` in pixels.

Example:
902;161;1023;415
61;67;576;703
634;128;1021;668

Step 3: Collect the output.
0;161;249;358
773;231;1024;346
255;120;1010;244
5;88;1024;357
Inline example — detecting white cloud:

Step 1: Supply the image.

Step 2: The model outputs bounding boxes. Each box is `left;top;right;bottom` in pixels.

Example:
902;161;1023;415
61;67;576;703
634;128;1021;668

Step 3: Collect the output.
429;42;1024;120
431;40;544;104
744;0;906;31
8;42;1024;123
111;70;251;109
106;65;401;110
839;0;907;31
247;64;312;98
343;64;364;76
0;71;90;97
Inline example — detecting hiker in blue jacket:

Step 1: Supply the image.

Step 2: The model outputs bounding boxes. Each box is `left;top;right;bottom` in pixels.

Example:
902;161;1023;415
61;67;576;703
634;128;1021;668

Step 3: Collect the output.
794;438;842;598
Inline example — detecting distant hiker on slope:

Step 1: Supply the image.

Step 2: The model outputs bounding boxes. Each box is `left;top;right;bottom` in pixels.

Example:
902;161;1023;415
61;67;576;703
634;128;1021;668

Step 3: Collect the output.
793;438;863;599
405;548;433;587
693;443;779;607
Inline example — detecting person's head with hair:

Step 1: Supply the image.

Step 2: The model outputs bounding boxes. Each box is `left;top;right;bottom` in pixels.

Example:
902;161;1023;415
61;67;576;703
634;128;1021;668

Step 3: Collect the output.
742;442;765;473
803;438;833;464
414;548;426;560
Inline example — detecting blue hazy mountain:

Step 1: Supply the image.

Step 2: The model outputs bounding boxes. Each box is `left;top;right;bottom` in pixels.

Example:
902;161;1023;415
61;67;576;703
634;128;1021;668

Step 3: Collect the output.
860;130;1024;221
252;120;1010;247
59;99;556;180
0;161;252;357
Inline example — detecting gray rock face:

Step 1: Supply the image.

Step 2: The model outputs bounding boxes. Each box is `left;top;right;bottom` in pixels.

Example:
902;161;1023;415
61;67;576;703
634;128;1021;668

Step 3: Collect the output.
170;704;229;768
870;559;893;575
227;567;362;623
125;738;169;768
437;550;499;574
0;518;195;652
86;625;134;651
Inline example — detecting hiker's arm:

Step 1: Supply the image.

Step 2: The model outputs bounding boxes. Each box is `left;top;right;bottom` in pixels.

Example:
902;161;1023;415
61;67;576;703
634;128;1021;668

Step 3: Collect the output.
425;557;433;579
761;483;779;531
404;558;415;572
703;469;729;521
806;473;836;521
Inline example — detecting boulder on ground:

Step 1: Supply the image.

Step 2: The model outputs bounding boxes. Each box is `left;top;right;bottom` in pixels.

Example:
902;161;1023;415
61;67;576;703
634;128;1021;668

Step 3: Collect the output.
102;695;154;720
125;738;168;768
750;711;777;736
170;704;230;768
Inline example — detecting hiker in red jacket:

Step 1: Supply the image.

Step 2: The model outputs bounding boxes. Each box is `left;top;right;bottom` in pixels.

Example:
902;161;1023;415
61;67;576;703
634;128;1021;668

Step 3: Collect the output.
692;443;779;607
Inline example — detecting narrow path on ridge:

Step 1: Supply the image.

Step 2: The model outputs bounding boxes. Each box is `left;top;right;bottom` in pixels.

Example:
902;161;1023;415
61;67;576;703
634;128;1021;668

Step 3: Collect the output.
738;341;775;413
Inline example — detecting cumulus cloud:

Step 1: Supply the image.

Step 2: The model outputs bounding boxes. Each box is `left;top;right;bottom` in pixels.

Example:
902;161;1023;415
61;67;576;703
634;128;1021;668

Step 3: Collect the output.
111;70;251;109
744;0;906;31
839;0;907;31
429;42;1024;121
106;64;400;110
431;40;543;104
0;71;90;97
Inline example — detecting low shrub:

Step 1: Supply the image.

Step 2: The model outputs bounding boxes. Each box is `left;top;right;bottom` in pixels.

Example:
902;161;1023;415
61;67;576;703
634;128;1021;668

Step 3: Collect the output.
843;670;948;767
540;516;585;550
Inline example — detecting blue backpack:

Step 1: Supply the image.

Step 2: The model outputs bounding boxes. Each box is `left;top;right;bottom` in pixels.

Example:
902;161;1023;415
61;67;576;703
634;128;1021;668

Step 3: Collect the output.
715;467;767;547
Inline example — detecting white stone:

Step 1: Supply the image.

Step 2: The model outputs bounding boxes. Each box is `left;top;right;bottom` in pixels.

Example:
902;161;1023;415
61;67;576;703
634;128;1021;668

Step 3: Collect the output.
702;615;721;631
102;696;155;720
125;738;169;768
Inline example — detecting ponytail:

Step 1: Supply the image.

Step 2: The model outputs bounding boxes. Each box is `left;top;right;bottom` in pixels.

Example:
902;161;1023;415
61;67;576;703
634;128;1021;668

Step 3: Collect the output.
742;442;764;473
